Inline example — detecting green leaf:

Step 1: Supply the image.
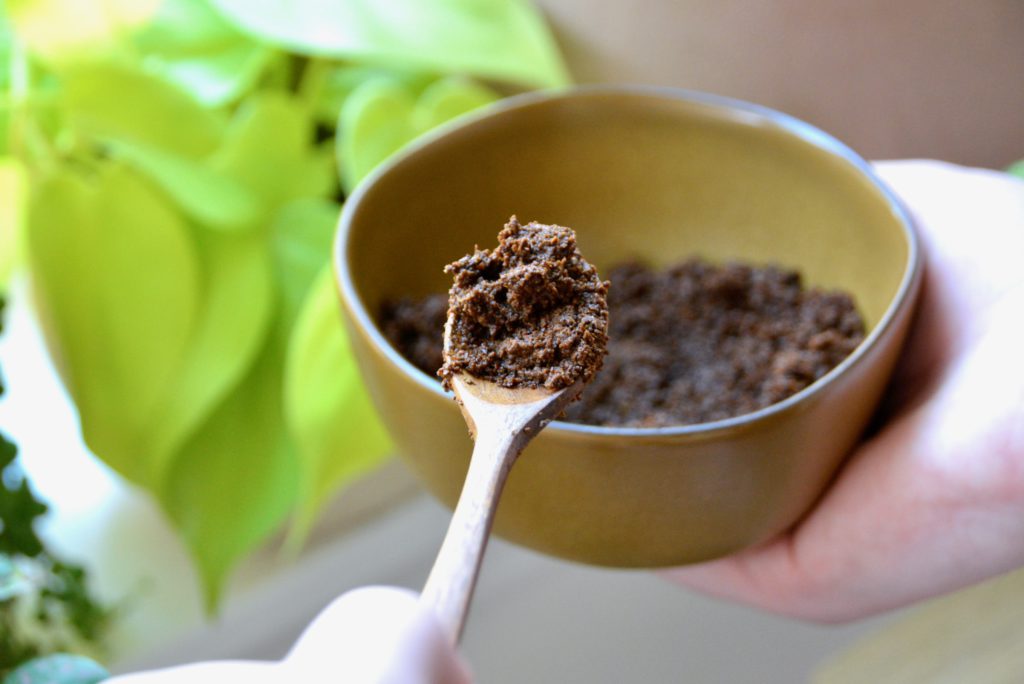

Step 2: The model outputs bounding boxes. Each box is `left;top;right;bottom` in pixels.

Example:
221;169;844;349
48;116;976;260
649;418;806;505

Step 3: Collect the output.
337;78;416;192
27;165;200;487
1008;159;1024;180
270;198;340;329
337;76;498;191
412;75;499;133
208;0;569;89
306;64;432;127
46;561;114;645
63;61;226;158
0;158;28;292
2;654;108;684
211;91;334;211
149;230;274;485
161;333;297;611
0;481;48;558
0;435;14;471
104;138;261;231
0;439;48;558
131;0;275;106
284;268;390;545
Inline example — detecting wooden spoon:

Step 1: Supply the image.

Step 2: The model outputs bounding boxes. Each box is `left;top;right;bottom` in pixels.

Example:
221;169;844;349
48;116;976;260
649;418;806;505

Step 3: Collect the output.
420;362;584;645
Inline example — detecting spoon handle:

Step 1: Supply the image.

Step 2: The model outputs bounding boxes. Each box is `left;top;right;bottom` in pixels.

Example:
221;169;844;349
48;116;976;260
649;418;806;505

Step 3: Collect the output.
421;427;519;645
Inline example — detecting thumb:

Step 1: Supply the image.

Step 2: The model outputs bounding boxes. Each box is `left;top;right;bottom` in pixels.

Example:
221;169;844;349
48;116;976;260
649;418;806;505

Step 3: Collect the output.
288;586;473;684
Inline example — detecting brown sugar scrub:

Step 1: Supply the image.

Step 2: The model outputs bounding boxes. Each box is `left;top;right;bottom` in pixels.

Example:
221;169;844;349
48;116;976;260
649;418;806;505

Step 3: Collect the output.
380;258;865;427
438;217;610;391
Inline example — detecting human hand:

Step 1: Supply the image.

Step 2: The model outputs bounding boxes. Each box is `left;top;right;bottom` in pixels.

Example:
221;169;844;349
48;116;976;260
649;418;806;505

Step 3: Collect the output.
106;586;472;683
664;160;1024;622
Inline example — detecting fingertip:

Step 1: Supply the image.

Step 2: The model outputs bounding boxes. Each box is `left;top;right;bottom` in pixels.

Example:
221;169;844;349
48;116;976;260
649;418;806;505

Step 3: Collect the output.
290;586;473;684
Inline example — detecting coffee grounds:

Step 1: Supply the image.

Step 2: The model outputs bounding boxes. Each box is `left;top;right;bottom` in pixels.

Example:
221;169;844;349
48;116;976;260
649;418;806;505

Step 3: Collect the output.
381;258;864;427
438;217;610;391
379;294;449;378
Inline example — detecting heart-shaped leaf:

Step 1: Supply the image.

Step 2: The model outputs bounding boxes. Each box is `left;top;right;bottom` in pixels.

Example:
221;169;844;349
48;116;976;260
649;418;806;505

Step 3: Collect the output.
307;64;432;127
337;78;416;192
412;76;499;133
27;164;200;487
212;92;335;211
284;268;391;544
161;332;297;611
337;75;498;191
149;230;275;486
63;62;226;159
208;0;569;89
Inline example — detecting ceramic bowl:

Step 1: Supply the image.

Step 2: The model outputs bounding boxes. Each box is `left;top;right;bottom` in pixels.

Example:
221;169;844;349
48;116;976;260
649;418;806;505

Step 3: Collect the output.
335;86;922;567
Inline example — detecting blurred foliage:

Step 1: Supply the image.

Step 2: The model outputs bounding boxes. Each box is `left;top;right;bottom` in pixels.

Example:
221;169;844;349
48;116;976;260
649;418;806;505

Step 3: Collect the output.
0;0;566;609
1008;159;1024;180
1;300;113;676
208;0;568;89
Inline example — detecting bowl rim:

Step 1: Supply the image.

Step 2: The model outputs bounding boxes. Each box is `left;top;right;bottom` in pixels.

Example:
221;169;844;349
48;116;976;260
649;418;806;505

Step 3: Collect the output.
335;84;922;438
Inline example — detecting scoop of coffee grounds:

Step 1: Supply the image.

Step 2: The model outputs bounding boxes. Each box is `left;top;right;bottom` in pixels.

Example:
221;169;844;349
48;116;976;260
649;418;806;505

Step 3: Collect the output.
438;217;609;391
379;258;865;427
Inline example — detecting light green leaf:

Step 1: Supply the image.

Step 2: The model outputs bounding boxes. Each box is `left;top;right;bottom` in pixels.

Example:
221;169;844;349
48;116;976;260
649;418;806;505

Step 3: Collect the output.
0;157;28;292
337;78;416;192
27;164;200;487
132;0;275;106
270;198;340;329
150;230;274;485
211;91;334;210
105;138;261;231
284;268;390;545
63;61;226;158
337;76;498;191
2;654;109;684
412;76;499;133
1008;160;1024;180
161;332;297;611
208;0;569;89
307;63;432;127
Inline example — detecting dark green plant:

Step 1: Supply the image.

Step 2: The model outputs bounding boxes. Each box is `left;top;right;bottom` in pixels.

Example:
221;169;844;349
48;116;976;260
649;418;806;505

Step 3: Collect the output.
0;300;113;677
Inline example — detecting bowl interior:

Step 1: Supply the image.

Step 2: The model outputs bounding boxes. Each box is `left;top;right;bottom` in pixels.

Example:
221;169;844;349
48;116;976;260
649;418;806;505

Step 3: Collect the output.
344;89;912;385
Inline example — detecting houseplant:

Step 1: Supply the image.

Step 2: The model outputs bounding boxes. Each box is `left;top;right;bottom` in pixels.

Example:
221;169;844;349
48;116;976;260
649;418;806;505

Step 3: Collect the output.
0;0;568;611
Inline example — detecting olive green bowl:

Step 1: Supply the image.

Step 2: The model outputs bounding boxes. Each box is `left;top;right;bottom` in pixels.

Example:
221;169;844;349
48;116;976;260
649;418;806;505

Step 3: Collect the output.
334;86;922;568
